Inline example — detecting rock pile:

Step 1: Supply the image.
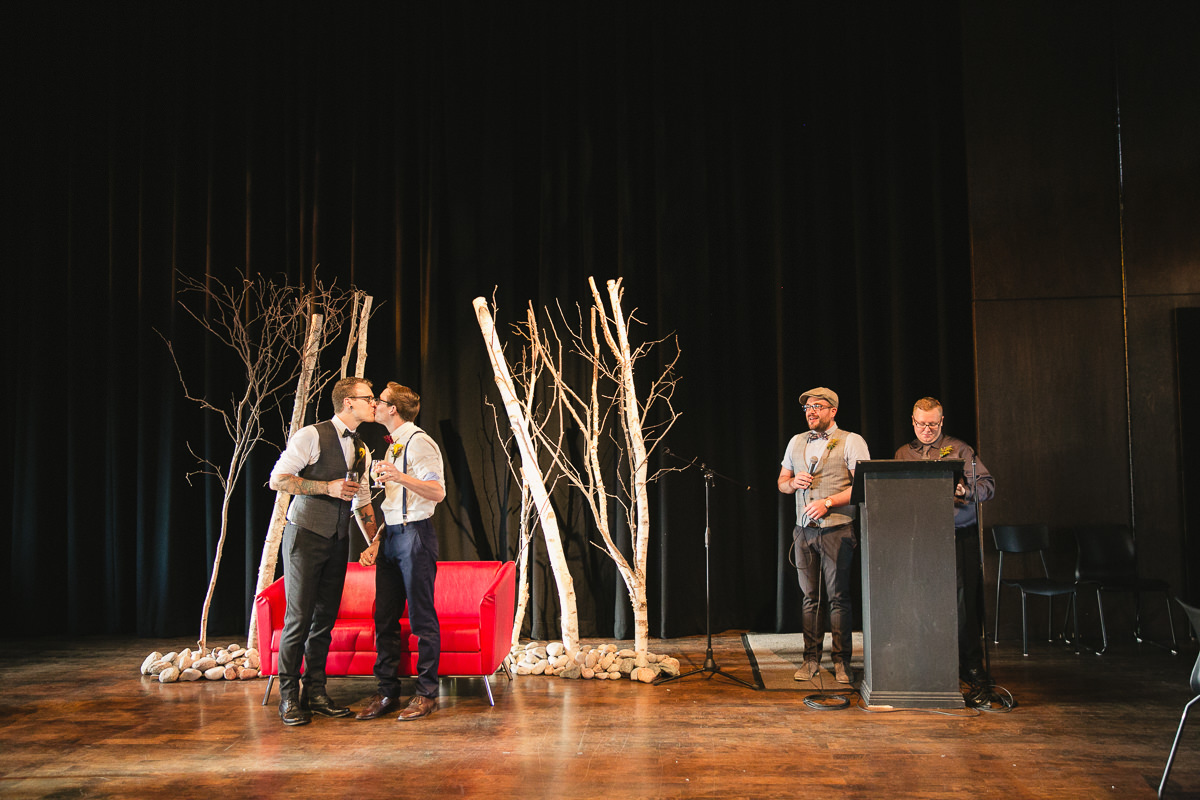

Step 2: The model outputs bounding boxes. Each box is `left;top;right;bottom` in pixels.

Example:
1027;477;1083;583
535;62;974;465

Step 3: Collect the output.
509;641;681;684
140;644;261;683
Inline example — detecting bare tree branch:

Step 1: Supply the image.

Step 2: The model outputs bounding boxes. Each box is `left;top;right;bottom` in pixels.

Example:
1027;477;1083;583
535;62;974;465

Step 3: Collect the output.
157;271;372;653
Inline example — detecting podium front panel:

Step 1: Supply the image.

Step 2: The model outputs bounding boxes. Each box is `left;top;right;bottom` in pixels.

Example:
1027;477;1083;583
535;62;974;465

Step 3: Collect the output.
855;460;964;709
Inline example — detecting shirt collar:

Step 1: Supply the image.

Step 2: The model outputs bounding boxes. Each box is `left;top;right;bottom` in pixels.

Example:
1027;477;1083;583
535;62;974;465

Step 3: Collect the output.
910;435;947;454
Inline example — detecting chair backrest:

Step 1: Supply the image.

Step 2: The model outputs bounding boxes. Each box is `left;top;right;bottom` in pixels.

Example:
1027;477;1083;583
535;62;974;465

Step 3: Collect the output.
1178;599;1200;695
992;524;1051;554
1073;524;1137;582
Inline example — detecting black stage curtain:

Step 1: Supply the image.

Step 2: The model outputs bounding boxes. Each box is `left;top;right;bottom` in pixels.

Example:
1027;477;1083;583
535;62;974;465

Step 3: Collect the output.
2;2;975;641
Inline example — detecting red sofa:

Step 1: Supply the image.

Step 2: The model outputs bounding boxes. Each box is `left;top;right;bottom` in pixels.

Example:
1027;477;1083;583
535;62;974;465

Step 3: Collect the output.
255;560;516;706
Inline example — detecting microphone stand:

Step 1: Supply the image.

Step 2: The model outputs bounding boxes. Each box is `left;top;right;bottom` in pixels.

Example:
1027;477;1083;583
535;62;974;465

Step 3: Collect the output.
967;451;1015;709
654;448;757;690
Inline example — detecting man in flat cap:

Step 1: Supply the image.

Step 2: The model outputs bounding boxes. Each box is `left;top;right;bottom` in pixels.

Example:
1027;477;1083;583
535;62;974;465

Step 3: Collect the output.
777;387;870;685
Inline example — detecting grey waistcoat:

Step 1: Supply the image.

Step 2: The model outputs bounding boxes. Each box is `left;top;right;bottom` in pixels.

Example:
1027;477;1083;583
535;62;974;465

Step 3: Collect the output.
287;421;355;540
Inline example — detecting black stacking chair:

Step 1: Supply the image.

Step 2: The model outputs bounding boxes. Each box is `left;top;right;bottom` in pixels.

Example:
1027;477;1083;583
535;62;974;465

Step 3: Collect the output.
1158;600;1200;797
1073;524;1177;654
992;525;1079;656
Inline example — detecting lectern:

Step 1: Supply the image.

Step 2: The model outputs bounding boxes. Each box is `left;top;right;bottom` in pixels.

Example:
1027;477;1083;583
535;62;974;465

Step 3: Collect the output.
851;459;965;709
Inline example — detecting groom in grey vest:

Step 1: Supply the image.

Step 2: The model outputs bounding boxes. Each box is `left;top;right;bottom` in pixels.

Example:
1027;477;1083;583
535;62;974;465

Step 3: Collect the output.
269;376;380;725
777;387;870;685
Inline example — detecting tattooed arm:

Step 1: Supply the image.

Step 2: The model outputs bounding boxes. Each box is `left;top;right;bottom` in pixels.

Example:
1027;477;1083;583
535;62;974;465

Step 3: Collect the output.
356;503;381;566
269;473;351;498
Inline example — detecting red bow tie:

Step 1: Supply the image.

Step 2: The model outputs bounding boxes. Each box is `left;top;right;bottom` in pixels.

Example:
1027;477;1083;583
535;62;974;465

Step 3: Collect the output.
383;435;394;445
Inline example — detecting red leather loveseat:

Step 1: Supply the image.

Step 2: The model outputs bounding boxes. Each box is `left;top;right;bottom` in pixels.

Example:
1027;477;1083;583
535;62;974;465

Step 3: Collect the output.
255;560;516;705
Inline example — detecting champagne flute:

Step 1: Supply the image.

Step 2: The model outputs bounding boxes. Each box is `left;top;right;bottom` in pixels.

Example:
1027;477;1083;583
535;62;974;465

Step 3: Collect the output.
371;460;387;488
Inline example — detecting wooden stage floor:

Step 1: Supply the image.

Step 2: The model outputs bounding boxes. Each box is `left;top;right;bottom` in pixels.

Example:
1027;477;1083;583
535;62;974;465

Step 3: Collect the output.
1;631;1198;799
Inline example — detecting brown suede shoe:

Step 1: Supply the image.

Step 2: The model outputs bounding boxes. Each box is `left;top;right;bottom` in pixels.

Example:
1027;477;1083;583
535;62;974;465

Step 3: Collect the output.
355;693;401;720
398;695;437;721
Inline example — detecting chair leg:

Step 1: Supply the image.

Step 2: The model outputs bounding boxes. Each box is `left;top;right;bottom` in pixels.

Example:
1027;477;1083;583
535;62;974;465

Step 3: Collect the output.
1135;590;1180;655
1159;695;1200;798
1020;592;1029;657
1167;595;1179;651
1071;594;1080;655
1096;589;1109;654
994;565;1003;645
261;675;275;706
1046;596;1055;643
1135;590;1146;643
482;675;495;707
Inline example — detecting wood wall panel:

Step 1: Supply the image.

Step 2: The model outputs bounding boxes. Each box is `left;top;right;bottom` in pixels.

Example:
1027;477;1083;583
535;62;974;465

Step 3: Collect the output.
965;1;1200;636
1127;297;1192;596
1118;4;1200;297
975;297;1130;529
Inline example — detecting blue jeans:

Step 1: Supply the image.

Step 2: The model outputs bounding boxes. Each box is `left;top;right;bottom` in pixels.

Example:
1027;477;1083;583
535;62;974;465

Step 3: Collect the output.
373;519;441;698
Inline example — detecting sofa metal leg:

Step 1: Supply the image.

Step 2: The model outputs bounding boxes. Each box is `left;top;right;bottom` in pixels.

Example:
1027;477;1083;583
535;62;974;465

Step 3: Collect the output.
261;675;275;706
483;676;495;706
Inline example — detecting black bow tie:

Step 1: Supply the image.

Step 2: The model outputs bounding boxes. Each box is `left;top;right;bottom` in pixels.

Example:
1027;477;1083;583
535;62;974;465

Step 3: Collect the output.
808;432;829;441
342;428;358;439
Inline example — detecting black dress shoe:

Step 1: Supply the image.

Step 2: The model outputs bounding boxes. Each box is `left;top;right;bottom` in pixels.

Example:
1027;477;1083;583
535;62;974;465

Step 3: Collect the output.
302;690;353;718
355;693;401;720
279;697;312;726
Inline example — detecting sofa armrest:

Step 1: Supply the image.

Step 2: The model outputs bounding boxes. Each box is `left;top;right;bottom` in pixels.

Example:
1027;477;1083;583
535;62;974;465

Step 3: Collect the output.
477;561;517;672
254;578;287;658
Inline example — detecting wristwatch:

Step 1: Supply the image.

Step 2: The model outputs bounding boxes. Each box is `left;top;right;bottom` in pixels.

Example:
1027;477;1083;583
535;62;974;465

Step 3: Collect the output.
824;498;833;509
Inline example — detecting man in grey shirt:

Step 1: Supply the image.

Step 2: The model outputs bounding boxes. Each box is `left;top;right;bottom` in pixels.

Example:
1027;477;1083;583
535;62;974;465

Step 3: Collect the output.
778;387;870;685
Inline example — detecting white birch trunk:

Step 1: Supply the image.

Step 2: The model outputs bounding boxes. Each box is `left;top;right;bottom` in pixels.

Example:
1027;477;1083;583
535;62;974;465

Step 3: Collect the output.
246;312;324;649
354;295;372;379
510;479;534;647
473;297;579;651
340;294;360;379
590;277;651;654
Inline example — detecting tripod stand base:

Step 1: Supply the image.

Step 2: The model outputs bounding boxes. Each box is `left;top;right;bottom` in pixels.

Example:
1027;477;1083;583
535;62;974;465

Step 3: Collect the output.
654;653;759;690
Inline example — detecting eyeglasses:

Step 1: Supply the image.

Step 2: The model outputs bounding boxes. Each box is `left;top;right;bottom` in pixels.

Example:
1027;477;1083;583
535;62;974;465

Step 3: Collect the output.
347;395;377;404
375;399;394;408
912;419;943;430
802;404;833;412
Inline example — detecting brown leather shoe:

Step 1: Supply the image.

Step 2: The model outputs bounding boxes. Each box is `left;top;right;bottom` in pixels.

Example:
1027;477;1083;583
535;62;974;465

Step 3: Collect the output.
355;693;401;720
398;694;437;721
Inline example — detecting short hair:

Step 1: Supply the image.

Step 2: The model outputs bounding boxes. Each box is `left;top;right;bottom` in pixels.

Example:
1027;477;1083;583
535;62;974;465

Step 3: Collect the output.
913;396;944;415
383;382;420;422
332;377;373;412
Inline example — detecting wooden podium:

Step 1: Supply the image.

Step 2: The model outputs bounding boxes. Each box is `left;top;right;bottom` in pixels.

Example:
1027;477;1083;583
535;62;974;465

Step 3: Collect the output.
851;459;965;709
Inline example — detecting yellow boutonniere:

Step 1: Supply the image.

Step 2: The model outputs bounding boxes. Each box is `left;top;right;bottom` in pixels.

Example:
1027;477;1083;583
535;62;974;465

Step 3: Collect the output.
826;438;838;452
939;445;953;458
356;446;366;462
391;442;404;459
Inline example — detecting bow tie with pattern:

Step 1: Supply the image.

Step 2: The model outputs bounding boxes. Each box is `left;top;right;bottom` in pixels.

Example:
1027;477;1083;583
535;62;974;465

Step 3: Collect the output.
808;431;829;442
